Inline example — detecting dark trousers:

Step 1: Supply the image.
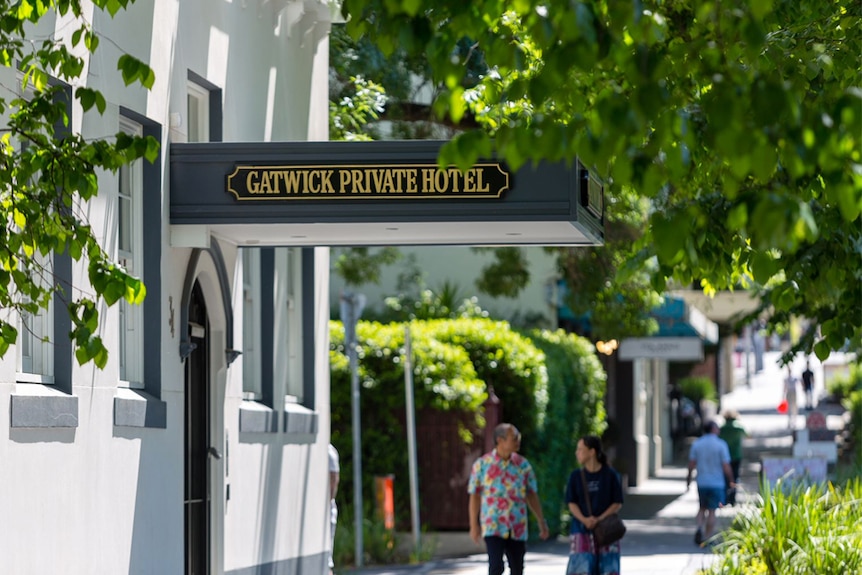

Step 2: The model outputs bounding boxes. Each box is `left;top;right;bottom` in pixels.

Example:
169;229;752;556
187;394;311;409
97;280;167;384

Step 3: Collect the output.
485;536;526;575
727;459;742;505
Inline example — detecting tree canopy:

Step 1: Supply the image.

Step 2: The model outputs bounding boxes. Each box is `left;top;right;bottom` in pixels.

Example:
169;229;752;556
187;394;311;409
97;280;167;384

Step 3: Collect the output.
0;0;156;365
339;0;862;357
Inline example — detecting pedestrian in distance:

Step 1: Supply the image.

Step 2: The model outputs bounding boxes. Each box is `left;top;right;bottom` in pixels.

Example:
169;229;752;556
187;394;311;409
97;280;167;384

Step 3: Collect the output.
801;360;815;410
783;366;800;429
718;410;748;506
327;443;340;575
687;421;735;547
564;435;624;575
468;423;550;575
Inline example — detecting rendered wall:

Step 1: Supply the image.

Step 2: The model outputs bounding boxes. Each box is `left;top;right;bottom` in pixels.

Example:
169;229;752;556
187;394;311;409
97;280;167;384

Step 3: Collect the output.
0;1;332;573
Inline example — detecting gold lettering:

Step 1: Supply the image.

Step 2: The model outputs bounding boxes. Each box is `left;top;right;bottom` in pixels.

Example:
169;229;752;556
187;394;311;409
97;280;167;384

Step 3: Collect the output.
405;169;418;193
351;169;367;193
421;168;435;193
382;169;395;193
246;170;261;194
447;168;462;192
308;170;321;194
339;169;351;193
434;169;448;192
463;169;475;192
369;169;385;192
283;170;302;193
322;170;335;193
475;168;490;192
259;171;273;194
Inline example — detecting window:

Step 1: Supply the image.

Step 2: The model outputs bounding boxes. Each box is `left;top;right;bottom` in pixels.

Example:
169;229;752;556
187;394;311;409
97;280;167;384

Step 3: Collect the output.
13;74;60;385
16;255;54;382
241;248;262;399
118;118;144;388
187;80;210;143
274;248;303;403
240;247;304;405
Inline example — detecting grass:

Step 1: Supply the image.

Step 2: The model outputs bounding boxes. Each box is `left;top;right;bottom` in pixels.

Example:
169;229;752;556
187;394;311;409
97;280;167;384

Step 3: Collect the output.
333;509;437;572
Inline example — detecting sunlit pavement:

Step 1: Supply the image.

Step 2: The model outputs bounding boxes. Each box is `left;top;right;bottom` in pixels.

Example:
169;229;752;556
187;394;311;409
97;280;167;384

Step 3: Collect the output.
345;351;847;575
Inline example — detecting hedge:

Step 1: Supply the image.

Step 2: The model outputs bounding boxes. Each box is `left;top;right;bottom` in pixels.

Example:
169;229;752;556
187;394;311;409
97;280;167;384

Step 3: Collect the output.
330;318;606;537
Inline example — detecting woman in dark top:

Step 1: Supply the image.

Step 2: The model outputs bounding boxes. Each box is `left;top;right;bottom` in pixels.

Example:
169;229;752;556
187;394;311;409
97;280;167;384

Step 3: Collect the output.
565;435;624;575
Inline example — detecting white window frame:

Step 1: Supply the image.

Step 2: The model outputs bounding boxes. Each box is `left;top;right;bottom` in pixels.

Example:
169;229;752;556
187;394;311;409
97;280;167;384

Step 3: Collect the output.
241;248;262;399
14;73;55;383
187;81;210;143
118;118;144;388
274;248;303;403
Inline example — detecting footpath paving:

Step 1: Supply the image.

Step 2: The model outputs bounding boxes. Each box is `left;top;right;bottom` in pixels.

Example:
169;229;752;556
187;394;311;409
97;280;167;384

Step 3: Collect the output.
343;351;846;575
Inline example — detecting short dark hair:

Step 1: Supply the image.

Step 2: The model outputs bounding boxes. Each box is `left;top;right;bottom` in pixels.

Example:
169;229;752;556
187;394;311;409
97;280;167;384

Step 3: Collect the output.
704;421;720;433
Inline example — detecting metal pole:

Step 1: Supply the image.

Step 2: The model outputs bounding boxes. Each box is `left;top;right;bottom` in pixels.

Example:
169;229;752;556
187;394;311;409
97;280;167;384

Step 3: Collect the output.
403;325;421;552
745;324;752;388
349;331;363;567
340;292;364;568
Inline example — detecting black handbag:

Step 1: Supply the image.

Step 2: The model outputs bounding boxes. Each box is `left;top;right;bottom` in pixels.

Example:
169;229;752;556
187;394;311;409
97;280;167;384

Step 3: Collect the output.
580;469;626;548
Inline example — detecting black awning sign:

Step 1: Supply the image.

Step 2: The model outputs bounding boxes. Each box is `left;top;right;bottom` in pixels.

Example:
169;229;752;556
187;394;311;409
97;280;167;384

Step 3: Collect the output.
226;163;510;200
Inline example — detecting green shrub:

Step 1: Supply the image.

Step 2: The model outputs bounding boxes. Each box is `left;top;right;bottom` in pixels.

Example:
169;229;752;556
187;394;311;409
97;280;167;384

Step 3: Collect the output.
526;328;607;538
330;320;486;520
421;318;549;450
330;319;607;545
702;478;862;575
827;363;862;401
678;376;717;403
843;388;862;464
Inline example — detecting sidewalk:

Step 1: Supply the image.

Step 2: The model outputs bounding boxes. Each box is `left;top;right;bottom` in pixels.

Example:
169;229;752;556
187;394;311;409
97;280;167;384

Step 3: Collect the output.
343;351;848;575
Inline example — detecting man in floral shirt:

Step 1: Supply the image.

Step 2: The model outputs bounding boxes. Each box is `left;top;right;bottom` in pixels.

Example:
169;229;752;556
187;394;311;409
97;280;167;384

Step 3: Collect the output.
468;423;550;575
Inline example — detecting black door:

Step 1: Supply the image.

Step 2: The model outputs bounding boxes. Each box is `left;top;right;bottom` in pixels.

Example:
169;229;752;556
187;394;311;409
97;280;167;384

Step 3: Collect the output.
185;282;210;575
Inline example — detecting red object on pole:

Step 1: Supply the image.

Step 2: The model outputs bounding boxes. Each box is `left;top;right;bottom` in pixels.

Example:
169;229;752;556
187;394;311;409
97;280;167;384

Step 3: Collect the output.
375;475;395;530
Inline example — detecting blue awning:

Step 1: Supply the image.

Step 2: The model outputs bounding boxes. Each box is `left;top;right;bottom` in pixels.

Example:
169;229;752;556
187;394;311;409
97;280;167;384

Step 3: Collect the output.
557;282;717;345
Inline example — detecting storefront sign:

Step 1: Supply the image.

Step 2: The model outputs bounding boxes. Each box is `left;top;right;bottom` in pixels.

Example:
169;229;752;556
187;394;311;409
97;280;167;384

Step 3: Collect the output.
226;163;510;200
618;337;704;361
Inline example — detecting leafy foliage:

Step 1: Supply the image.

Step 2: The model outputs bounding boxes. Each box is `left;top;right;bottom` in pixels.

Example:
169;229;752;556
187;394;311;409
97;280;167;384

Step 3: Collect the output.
704;479;862;575
339;0;862;358
330;317;607;539
0;0;157;365
527;328;607;536
677;375;718;403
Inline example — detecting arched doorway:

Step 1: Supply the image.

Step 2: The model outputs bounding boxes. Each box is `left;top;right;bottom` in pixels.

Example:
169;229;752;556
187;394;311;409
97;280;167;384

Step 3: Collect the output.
185;282;211;574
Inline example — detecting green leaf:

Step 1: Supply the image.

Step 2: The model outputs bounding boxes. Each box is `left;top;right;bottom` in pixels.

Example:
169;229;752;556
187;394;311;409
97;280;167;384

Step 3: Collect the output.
814;340;831;361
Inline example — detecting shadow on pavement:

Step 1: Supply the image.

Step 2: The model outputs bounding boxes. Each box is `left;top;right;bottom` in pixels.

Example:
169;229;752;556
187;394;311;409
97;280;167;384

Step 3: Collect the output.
620;493;681;520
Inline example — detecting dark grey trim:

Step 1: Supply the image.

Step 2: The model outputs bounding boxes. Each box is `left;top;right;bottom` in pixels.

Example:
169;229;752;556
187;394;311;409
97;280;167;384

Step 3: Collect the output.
259;248;275;408
119;107;163;401
301;248;315;408
238;402;278;433
179;248;203;360
179;240;236;365
53;251;73;394
225;551;327;575
11;393;78;428
113;390;167;428
187;70;223;143
52;81;73;393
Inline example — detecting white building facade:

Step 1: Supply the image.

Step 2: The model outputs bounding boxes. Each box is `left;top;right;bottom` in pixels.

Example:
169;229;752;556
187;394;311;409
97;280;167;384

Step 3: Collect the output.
0;1;335;573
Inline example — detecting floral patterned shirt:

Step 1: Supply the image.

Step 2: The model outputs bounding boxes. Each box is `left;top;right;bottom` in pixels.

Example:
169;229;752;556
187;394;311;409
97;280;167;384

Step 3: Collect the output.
467;450;538;540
